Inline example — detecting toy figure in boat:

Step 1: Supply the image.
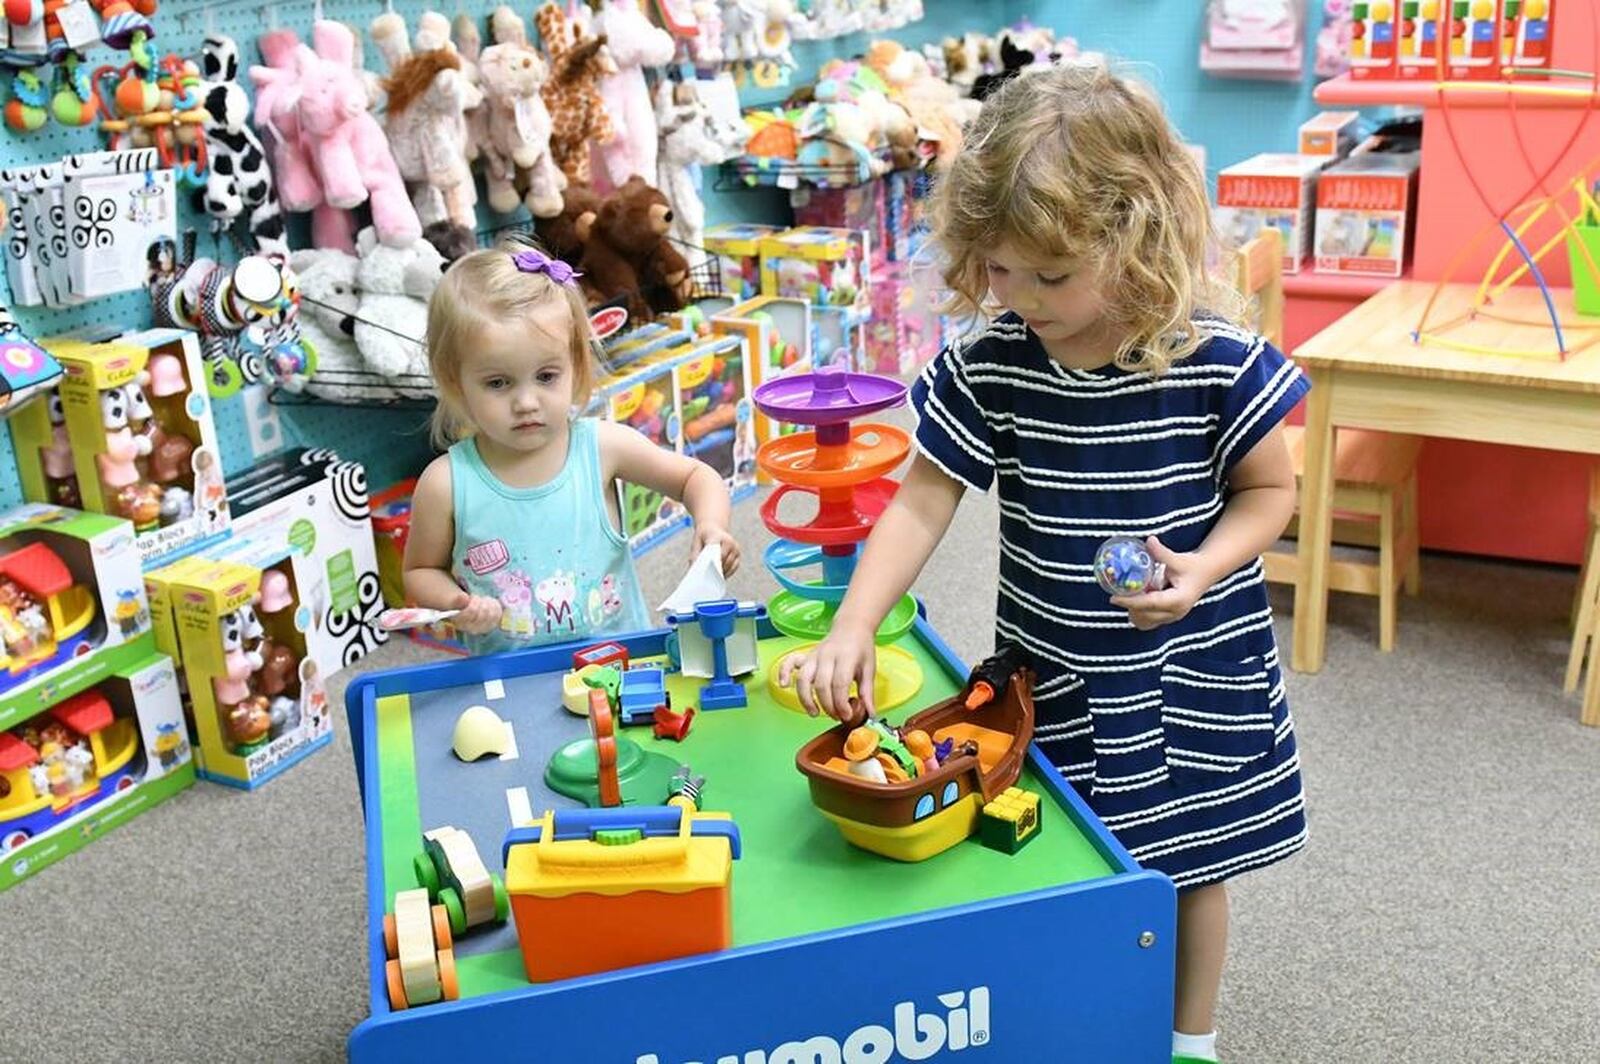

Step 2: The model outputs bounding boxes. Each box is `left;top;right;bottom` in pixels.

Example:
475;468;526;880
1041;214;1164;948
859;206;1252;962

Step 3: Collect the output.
795;642;1035;862
0;541;100;693
0;689;142;852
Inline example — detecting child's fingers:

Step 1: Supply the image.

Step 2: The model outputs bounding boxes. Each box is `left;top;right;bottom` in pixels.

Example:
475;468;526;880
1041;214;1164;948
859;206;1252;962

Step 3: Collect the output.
794;655;820;716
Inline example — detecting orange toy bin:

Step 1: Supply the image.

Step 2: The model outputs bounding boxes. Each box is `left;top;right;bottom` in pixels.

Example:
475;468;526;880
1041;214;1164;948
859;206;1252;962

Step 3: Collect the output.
501;806;741;983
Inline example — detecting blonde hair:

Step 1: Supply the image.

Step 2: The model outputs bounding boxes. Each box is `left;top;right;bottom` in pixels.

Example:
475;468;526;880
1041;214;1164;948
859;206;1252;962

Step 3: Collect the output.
425;236;599;447
934;62;1242;373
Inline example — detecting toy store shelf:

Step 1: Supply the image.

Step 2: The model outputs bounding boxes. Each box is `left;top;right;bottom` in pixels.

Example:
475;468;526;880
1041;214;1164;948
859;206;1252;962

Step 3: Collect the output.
1315;73;1600;110
267;372;436;410
1283;270;1406;300
716;158;890;192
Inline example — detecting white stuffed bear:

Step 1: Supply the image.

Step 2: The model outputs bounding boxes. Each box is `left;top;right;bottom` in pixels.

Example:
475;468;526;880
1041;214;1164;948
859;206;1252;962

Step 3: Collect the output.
290;247;395;403
353;227;443;398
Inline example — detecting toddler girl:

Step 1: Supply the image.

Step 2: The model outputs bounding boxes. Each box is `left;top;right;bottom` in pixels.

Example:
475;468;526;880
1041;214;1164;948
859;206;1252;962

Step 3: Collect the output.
405;242;740;654
784;64;1307;1064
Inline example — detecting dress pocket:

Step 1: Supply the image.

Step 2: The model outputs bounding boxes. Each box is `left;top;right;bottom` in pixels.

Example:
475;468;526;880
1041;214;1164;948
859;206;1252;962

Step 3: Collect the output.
1159;653;1276;777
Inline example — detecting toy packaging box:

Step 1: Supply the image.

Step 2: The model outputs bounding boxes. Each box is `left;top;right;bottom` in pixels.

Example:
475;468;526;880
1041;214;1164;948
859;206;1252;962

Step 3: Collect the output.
1315;147;1423;278
709;296;811;458
1215;154;1332;274
171;560;332;790
866;261;943;376
221;447;389;676
1349;1;1399;78
29;329;230;565
704;223;786;303
759;227;872;319
1299;111;1362;158
592;332;756;553
0;651;195;892
0;505;155;726
791;182;890;267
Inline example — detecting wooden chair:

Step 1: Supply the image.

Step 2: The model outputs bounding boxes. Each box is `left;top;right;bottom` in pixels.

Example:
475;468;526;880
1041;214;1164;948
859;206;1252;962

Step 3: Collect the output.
1264;428;1422;651
1234;230;1286;348
1565;467;1600;726
1229;232;1423;652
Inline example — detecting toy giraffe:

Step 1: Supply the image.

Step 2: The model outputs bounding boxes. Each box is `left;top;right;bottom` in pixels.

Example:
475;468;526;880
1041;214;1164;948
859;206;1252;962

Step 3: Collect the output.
534;2;616;185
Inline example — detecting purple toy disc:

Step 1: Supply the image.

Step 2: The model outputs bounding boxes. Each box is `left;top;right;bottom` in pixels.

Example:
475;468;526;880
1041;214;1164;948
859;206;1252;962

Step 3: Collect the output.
752;367;907;425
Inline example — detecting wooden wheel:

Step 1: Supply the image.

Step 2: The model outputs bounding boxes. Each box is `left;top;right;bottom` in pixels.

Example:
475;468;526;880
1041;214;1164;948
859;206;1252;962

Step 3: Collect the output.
431;903;453;950
438;947;460;1001
382;913;398;959
385;959;408;1011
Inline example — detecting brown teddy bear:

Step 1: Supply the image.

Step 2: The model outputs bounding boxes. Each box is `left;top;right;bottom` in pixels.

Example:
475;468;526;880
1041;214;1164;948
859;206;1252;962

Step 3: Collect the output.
576;176;689;323
534;181;601;266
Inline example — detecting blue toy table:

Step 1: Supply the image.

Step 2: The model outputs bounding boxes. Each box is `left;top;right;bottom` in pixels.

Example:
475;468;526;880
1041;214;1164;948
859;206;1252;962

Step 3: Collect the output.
344;616;1176;1062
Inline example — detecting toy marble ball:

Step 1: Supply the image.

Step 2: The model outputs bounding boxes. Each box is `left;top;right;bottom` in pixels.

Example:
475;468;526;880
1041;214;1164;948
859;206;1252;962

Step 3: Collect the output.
1094;536;1167;596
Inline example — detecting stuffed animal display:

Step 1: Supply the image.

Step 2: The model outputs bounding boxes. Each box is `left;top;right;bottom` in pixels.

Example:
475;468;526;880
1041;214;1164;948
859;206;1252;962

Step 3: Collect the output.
536;2;618;186
477;9;566;218
593;0;675;186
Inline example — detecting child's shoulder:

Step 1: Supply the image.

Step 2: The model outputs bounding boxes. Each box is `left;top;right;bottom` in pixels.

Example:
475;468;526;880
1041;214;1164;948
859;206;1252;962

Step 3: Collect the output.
946;313;1038;369
1179;317;1275;375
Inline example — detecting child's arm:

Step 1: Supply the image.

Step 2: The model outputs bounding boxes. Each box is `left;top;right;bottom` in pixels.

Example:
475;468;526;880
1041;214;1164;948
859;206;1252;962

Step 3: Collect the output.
598;420;742;574
401;456;504;635
1113;425;1297;629
780;455;966;722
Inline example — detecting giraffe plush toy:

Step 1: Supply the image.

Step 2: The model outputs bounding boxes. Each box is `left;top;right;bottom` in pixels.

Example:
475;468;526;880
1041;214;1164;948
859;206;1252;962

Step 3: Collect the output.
534;2;617;186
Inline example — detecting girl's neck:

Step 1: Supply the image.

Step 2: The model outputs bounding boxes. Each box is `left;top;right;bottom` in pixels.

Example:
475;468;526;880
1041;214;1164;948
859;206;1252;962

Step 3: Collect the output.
1037;317;1127;372
473;420;573;490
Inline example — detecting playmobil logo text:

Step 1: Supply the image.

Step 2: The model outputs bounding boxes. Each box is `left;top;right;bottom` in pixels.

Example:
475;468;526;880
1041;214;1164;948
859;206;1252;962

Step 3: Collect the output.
635;987;991;1064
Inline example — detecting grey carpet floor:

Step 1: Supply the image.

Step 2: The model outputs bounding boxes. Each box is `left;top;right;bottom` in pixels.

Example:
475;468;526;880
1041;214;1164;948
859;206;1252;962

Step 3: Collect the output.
4;463;1599;1063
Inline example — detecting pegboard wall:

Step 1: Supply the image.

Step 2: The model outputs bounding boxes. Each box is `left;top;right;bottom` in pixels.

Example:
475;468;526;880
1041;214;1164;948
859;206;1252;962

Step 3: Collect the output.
0;0;1340;512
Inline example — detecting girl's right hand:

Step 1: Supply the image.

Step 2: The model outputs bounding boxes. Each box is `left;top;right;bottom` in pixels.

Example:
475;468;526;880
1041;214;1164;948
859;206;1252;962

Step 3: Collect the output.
452;594;504;635
778;622;877;724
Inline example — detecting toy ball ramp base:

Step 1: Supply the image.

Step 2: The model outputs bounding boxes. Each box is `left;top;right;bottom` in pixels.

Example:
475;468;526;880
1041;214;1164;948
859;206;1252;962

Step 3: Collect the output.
767;642;923;715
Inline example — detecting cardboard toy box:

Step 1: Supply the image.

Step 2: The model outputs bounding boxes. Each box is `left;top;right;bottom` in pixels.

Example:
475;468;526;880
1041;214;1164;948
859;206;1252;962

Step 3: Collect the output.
704;223;786;304
1349;1;1399;79
0;505;155;726
759;226;871;318
36;329;229;565
1299;111;1362;158
0;652;195;892
1315;147;1423;278
172;560;331;790
222;447;389;673
1215;154;1332;274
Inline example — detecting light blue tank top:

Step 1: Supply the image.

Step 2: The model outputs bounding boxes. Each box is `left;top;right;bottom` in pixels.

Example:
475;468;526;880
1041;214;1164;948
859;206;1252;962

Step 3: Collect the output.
448;417;651;656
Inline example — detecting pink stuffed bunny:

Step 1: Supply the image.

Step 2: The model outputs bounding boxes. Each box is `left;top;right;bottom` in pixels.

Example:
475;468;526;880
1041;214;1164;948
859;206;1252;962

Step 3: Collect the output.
594;0;676;187
252;22;422;249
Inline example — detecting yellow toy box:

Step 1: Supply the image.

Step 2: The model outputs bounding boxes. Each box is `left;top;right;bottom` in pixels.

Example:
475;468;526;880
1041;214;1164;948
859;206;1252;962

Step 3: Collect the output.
6;385;78;509
173;560;328;789
758;226;870;317
501;806;741;983
704;222;786;302
42;329;229;564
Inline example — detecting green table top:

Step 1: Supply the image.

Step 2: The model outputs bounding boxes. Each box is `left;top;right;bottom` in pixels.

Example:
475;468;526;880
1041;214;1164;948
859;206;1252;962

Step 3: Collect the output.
372;630;1113;998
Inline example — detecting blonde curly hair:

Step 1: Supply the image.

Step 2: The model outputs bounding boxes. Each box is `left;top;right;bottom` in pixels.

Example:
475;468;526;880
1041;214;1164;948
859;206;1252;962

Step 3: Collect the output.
425;235;600;448
933;62;1242;374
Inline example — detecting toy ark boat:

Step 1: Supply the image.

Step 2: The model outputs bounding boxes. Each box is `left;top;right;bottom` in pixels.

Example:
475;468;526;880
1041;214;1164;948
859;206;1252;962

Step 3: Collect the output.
796;643;1035;862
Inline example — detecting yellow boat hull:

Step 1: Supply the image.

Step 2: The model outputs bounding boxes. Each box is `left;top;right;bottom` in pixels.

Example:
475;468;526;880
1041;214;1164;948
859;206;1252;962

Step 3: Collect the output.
818;793;984;863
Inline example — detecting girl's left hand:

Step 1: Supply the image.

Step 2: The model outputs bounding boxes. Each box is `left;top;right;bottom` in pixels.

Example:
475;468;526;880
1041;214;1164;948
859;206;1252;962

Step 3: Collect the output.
693;524;741;577
1110;537;1207;631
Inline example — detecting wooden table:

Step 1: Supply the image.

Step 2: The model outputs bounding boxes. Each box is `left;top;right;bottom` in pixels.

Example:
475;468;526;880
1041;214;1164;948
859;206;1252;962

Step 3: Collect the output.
1291;281;1600;719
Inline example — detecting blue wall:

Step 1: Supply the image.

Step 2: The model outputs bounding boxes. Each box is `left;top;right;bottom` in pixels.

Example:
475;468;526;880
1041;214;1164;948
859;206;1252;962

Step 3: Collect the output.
0;0;1335;511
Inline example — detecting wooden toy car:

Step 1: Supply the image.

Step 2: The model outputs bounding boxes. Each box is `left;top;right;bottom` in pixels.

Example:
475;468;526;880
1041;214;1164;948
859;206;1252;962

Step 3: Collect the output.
414;826;509;935
382;888;458;1010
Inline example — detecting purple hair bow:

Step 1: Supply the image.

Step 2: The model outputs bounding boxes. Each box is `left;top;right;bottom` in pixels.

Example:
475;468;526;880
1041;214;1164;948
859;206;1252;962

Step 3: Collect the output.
511;248;581;287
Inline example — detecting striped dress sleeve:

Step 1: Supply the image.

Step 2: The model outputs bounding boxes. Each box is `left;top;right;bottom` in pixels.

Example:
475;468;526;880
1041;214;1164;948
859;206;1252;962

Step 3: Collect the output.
910;343;997;493
1213;336;1309;483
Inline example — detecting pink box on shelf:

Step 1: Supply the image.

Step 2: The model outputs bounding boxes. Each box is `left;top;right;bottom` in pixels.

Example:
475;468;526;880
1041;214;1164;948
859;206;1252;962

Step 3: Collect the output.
792;181;888;268
865;262;945;376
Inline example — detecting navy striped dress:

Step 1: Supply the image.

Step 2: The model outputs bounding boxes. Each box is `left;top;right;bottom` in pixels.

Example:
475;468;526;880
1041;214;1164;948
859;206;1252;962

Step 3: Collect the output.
912;313;1309;889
